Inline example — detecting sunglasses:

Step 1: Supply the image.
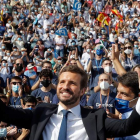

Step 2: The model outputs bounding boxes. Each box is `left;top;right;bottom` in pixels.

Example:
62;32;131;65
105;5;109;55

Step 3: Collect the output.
124;46;131;50
11;82;22;85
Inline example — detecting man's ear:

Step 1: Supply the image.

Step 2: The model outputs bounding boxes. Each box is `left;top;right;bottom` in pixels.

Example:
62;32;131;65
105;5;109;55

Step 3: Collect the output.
80;88;86;96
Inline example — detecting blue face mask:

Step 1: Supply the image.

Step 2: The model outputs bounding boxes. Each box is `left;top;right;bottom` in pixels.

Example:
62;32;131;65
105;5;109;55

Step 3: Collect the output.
115;98;133;113
81;31;84;34
134;45;138;48
38;25;41;28
138;39;140;42
72;36;75;39
134;48;139;56
2;46;5;49
87;49;90;53
3;63;6;67
27;107;33;110
21;52;24;55
98;36;102;39
96;49;104;56
18;38;21;41
72;42;75;46
48;48;51;52
12;85;19;93
102;30;105;33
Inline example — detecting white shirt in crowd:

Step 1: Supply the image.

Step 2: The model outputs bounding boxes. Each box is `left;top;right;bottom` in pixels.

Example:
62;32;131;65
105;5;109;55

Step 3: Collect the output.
81;52;90;70
54;36;66;50
42;104;89;140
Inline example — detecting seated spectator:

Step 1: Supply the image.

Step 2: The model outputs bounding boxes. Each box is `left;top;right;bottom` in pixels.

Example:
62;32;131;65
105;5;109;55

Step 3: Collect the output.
31;61;58;91
8;76;23;108
24;64;37;87
31;69;56;103
7;58;30;94
93;57;118;93
87;73;117;114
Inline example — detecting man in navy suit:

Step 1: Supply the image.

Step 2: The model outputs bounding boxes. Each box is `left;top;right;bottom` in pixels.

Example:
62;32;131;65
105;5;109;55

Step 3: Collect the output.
1;45;140;140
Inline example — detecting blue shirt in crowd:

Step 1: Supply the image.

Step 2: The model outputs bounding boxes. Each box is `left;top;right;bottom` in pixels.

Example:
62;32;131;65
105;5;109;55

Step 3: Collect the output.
87;91;116;113
31;88;56;102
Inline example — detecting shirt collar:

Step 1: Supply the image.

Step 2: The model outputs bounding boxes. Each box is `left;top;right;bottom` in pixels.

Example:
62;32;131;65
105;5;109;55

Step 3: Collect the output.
57;104;81;118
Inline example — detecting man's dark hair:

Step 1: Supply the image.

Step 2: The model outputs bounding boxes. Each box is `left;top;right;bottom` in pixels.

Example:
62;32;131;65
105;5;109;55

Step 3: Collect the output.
59;65;88;89
39;69;53;79
102;57;112;65
22;95;37;106
42;61;52;67
1;59;7;63
11;76;22;82
118;72;139;98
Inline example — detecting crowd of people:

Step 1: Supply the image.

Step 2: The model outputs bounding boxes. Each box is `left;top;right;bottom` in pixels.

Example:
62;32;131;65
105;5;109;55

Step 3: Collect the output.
0;0;140;139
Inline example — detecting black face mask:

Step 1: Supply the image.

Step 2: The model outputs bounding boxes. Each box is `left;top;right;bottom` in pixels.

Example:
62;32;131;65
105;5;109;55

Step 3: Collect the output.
41;80;51;87
15;65;23;72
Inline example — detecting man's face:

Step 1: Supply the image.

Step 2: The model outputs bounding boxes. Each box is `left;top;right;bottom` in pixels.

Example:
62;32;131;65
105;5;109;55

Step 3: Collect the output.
98;74;111;86
24;102;36;109
116;83;135;101
40;76;50;82
57;72;85;107
42;63;52;71
10;79;22;87
102;60;112;69
15;59;23;67
102;35;106;41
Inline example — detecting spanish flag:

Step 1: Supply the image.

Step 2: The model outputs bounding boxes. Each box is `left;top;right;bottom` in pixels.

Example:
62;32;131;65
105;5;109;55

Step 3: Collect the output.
111;9;123;19
96;12;110;26
115;22;119;32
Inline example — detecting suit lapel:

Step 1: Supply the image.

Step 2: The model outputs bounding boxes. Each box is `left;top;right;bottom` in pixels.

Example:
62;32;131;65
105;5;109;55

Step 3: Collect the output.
34;106;58;140
81;106;98;140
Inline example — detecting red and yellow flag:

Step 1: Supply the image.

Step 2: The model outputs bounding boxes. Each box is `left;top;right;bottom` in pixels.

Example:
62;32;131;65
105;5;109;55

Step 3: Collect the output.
111;9;123;19
96;12;110;26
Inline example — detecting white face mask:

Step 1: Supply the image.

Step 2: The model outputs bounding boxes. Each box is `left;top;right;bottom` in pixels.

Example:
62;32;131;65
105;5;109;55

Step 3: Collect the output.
124;49;132;55
100;81;110;90
104;66;112;73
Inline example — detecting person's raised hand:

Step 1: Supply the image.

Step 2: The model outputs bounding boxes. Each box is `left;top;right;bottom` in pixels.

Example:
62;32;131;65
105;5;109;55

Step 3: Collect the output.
75;47;78;59
7;126;17;137
109;44;119;61
18;85;23;97
68;51;71;62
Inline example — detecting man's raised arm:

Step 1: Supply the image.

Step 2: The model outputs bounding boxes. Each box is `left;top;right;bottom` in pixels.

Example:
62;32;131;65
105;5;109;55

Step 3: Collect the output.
0;99;33;129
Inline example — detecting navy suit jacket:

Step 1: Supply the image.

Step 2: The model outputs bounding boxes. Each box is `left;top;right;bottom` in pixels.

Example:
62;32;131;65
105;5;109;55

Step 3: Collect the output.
0;99;140;140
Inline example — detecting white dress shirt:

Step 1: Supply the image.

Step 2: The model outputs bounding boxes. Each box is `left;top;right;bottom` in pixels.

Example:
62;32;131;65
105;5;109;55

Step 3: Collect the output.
42;104;89;140
54;36;66;50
